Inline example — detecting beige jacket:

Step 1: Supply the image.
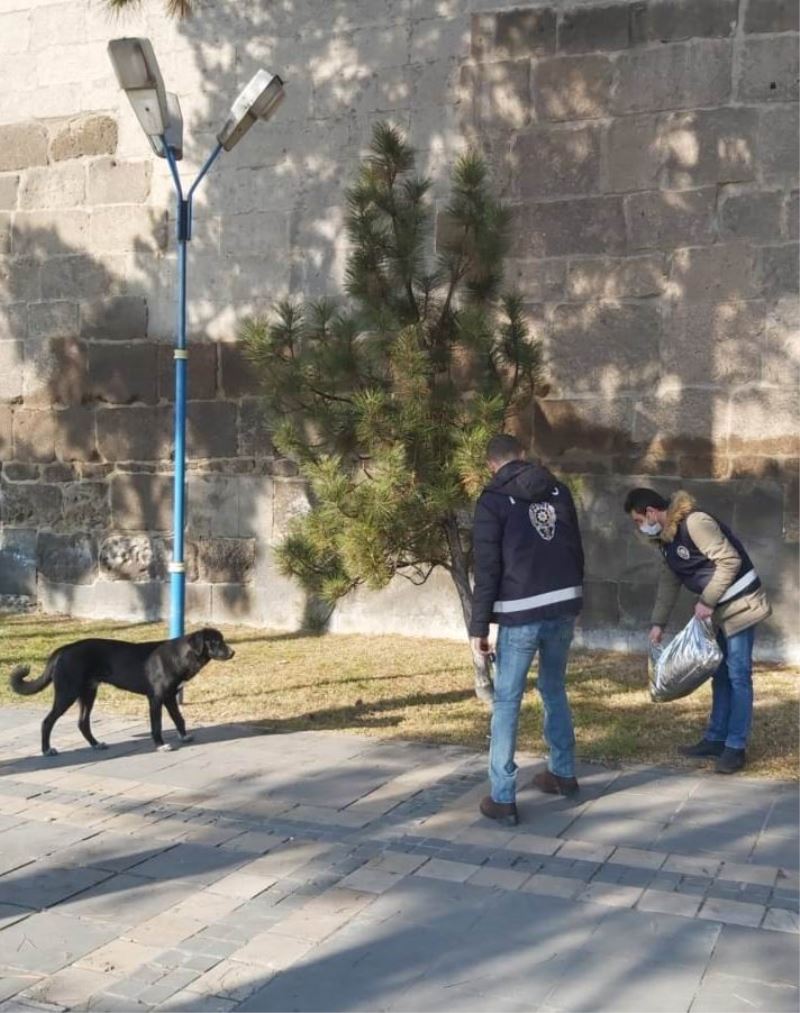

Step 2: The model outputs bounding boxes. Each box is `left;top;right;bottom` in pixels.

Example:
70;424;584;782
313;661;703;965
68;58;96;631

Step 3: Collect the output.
651;491;771;637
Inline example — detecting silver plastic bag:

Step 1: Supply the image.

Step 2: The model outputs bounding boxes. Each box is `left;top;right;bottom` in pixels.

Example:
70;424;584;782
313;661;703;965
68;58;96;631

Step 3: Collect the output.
648;617;722;703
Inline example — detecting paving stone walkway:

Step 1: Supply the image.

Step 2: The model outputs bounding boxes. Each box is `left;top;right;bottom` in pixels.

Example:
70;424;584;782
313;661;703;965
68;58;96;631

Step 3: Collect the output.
0;705;797;1012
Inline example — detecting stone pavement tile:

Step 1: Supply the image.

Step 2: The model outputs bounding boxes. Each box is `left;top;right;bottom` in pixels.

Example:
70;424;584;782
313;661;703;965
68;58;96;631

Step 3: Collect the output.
366;851;428;875
43;831;175;875
217;830;287;855
135;967;200;1005
521;874;582;900
339;867;403;894
0;911;119;974
698;897;766;928
579;882;644;908
557;840;614;863
203;869;276;900
591;864;654;889
608;846;668;870
504;832;561;856
168;889;244;925
466;866;530;891
0;976;41;1003
690;972;800;1012
583;906;721;965
560;813;666;849
656;826;758;863
183;958;270;1003
160;988;238;1011
228;930;316;970
0;864;113;910
76;938;164;976
705;923;800;984
20;966;112;1008
242;841;328;880
415;859;479;883
128;842;250;887
751;833;800;871
636;888;703;917
762;908;800;933
718;861;778;887
56;873;194;929
122;910;205;947
288;804;374;828
0;902;33;931
662;854;722;878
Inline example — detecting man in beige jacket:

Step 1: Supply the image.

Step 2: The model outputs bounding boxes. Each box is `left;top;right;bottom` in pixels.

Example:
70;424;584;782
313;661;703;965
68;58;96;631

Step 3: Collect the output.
623;487;771;774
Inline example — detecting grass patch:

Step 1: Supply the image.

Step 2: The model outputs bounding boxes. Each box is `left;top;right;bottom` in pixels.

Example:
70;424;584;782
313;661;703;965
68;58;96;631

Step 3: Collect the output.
1;614;797;779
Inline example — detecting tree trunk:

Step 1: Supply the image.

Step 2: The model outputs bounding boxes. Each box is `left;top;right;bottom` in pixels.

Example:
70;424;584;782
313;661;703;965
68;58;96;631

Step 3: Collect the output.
444;515;493;705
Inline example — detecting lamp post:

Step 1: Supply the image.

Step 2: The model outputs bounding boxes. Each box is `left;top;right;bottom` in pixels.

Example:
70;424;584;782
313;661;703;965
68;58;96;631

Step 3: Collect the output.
108;38;284;639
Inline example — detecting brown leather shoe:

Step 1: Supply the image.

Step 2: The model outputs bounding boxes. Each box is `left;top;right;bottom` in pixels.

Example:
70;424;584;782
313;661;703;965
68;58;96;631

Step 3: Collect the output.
479;795;519;827
531;770;579;798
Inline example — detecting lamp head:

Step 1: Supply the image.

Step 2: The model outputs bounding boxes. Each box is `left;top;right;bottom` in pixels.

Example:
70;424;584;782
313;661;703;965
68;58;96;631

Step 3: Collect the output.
108;37;169;139
216;69;284;151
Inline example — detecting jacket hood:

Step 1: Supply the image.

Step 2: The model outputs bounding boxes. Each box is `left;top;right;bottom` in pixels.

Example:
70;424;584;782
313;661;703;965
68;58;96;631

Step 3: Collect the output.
486;459;557;503
661;489;696;543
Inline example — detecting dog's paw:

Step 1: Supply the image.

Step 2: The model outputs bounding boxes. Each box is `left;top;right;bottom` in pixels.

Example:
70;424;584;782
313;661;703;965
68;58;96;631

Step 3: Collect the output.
92;741;109;751
180;733;194;744
157;743;175;752
43;747;59;757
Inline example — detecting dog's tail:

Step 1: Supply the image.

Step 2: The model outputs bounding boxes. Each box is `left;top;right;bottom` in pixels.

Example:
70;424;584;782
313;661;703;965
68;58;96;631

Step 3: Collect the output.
9;660;54;695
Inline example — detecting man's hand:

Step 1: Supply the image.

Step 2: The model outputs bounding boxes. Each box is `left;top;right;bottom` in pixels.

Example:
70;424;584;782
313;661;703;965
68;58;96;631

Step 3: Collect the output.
649;625;664;646
470;636;492;659
694;601;714;622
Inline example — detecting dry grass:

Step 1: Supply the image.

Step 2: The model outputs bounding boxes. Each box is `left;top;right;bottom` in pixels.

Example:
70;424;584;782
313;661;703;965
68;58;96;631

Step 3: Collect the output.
1;614;797;779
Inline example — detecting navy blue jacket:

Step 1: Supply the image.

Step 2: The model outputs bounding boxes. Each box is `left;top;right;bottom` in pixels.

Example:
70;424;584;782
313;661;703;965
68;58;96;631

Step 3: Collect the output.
469;460;584;637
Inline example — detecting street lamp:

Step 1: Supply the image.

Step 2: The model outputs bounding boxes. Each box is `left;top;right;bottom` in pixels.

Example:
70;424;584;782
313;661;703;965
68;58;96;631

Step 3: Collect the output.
108;38;285;639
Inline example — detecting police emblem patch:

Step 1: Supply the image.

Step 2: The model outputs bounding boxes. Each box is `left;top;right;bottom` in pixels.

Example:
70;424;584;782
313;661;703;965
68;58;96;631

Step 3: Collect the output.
529;502;557;541
677;545;690;560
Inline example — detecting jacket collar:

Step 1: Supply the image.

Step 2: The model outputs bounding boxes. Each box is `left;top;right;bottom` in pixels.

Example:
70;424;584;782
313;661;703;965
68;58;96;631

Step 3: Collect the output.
661;489;696;544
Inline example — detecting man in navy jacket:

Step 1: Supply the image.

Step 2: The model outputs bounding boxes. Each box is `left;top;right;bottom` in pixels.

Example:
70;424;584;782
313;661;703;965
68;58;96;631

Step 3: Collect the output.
470;435;585;826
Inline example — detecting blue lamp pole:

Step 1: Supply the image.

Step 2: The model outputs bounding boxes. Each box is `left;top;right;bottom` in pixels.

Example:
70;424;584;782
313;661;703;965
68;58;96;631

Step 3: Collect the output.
108;38;284;639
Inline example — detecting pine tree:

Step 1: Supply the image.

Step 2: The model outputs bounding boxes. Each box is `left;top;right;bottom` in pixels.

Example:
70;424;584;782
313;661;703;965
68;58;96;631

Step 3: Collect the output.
241;122;545;674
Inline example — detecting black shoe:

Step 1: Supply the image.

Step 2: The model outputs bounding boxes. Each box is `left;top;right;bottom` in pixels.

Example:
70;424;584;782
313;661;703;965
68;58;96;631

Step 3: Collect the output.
479;795;519;827
679;738;725;758
716;747;746;775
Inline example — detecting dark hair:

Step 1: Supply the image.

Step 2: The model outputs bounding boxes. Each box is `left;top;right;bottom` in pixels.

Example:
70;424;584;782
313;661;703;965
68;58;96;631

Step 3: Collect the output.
623;487;669;514
486;434;524;464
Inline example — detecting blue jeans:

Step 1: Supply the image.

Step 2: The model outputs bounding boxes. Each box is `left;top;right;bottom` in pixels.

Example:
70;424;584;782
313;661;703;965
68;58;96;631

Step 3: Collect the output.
489;617;576;804
706;626;755;751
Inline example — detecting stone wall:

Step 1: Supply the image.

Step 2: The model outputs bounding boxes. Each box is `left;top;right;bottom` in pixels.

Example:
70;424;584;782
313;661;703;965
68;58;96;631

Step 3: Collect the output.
0;0;797;658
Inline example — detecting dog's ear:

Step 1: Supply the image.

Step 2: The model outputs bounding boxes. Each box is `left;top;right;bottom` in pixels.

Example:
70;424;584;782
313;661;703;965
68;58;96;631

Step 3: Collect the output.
188;629;207;660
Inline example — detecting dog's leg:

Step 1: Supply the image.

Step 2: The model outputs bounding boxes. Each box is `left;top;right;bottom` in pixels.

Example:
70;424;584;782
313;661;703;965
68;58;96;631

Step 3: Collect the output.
78;687;107;750
164;693;193;744
149;696;172;751
42;688;79;756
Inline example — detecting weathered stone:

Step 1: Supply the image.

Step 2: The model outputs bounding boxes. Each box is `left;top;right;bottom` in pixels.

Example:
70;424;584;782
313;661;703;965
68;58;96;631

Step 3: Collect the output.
1;478;60;526
534;397;634;459
28;301;79;340
471;9;556;61
219;343;260;398
0;122;47;171
505;258;566;301
732;480;786;542
557;5;629;53
737;36;799;102
11;210;90;256
460;60;531;130
0;212;9;255
42;462;77;482
670;243;760;302
625;188;716;250
514;124;602;198
110;473;173;531
186;475;240;537
759;106;800;183
220;211;289;258
90;206;167;254
87;343;158;405
0;403;10;453
150;537;198;582
0;338;24;400
157;341;217;402
633;388;727;448
763;297;800;385
3;462;39;480
581;581;621;625
80;296;148;341
87;158;151;205
238;398;273;458
0;173;19;210
602;114;663;192
745;0;799;33
619;581;656;624
533;54;613;122
19;163;85;210
759;244;800;299
548;302;661;392
49;115;117;161
12;407;56;462
96;405;171;463
53;405;98;462
613;40;731;114
41;256;115;301
566;254;666;299
273;479;311;541
195;537;256;583
662;300;765;384
187;401;238;459
788;192;799;241
662;106;759;188
513;196;626;257
37;531;96;584
630;0;738;43
719;188;784;241
23;337;87;407
0;528;36;595
99;533;157;581
61;481;110;530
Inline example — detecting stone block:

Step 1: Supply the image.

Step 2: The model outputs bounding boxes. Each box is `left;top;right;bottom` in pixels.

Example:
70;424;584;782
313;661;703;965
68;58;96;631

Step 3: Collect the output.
28;301;79;340
111;473;173;531
96;405;171;463
732;481;785;542
54;405;98;461
557;5;629;52
219;342;260;398
728;388;798;455
238;398;273;458
534;397;634;459
670;243;760;302
581;580;621;624
88;343;158;405
0;212;9;255
759;244;799;300
602;114;663;192
80;296;148;341
187;401;238;459
19;163;85;211
633;388;727;448
87;157;151;205
0;337;24;399
157;341;217;402
533;54;613;122
514;196;626;258
719;189;783;241
630;0;738;43
763;297;800;385
0;528;36;595
663;300;765;384
186;475;240;537
514;124;602;199
613;40;731;114
0;174;18;210
737;35;799;102
460;60;531;131
49;115;117;161
566;254;666;299
11;210;90;256
22;337;88;409
471;9;556;61
625;188;716;250
272;479;311;541
12;407;56;461
788;192;799;240
0;404;10;453
61;481;110;531
0;122;48;171
759;106;800;184
90;206;167;254
1;477;61;526
548;302;660;392
195;537;256;583
37;531;96;584
42;462;77;482
619;580;657;623
661;107;759;188
220;210;290;258
745;0;799;33
41;255;116;300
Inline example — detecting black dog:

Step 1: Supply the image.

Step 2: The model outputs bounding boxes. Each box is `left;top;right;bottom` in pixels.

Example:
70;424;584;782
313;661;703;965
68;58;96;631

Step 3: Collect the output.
9;627;234;756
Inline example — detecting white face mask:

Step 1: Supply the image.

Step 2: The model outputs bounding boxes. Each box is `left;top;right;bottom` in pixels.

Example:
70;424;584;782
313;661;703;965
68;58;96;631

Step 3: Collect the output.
639;520;662;537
